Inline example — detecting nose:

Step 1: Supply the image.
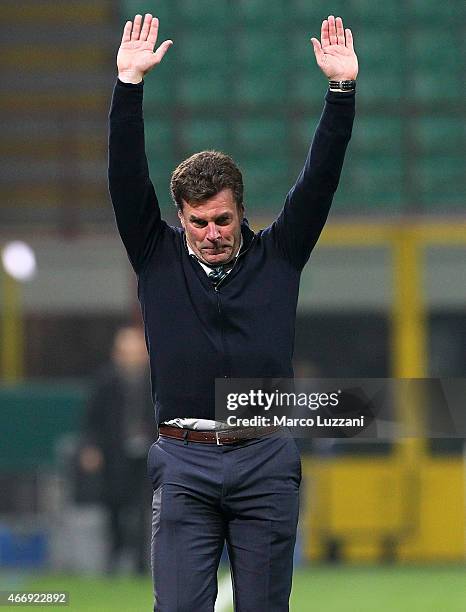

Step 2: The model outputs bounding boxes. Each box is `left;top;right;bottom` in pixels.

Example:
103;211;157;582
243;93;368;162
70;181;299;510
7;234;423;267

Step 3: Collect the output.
206;222;221;242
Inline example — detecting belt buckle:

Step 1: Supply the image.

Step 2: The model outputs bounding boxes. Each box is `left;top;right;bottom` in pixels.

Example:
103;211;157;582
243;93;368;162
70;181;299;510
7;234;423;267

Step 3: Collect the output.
215;431;223;446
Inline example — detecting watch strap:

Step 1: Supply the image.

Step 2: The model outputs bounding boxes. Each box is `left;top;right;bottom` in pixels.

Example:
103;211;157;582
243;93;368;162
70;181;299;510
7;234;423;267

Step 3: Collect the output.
328;79;356;91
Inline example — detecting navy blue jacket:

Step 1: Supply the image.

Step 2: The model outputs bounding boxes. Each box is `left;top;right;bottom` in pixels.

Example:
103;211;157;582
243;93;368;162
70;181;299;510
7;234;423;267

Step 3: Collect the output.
108;79;355;423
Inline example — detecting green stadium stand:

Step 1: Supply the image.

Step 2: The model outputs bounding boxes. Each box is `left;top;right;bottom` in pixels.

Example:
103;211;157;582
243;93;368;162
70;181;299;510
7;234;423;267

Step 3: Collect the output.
347;156;403;210
289;34;317;72
357;74;404;104
240;157;290;207
412;118;463;153
142;76;175;107
176;69;231;107
175;30;229;69
235;71;288;106
234;118;289;156
407;30;460;102
351;117;403;155
410;72;460;103
179;119;230;154
234;0;288;24
147;161;176;206
408;0;463;23
118;0;465;217
349;0;404;25
355;31;404;102
144;118;176;160
409;30;458;70
414;157;464;207
176;0;230;28
291;0;349;24
290;67;335;105
122;0;176;30
234;32;288;73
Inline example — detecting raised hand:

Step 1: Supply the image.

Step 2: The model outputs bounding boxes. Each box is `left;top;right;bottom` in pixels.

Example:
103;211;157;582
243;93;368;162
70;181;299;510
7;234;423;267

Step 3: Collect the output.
311;16;358;81
117;13;173;84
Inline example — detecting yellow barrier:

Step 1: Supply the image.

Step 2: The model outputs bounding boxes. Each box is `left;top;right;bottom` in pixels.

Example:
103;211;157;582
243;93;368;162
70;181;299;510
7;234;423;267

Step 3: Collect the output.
302;220;466;562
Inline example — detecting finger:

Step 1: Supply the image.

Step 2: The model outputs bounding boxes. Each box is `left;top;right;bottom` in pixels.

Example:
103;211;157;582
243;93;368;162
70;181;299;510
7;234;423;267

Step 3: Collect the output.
310;38;324;65
153;39;173;64
147;17;159;47
131;14;142;40
121;20;132;44
321;19;330;47
140;13;152;42
345;28;354;50
336;17;345;45
328;15;337;45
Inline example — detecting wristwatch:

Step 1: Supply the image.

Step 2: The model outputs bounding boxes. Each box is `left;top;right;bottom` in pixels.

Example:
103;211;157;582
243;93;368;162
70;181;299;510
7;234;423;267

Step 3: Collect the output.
328;79;356;92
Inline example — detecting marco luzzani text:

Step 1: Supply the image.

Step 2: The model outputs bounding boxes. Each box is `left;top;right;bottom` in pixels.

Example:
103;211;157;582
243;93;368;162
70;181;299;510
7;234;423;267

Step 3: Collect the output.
225;389;365;428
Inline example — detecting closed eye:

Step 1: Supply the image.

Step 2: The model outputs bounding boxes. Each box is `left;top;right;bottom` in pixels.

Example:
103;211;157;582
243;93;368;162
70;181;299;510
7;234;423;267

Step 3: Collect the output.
216;215;232;226
190;218;207;228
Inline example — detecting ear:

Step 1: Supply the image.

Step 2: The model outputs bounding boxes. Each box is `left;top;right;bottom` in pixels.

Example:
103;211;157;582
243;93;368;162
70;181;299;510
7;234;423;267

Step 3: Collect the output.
178;208;185;228
239;204;245;221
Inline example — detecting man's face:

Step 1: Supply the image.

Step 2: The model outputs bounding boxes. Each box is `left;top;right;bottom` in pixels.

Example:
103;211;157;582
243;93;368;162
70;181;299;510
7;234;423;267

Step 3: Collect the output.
178;188;244;266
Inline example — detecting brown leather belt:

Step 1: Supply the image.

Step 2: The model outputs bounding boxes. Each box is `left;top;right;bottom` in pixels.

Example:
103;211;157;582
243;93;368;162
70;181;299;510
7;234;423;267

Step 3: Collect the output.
158;424;281;445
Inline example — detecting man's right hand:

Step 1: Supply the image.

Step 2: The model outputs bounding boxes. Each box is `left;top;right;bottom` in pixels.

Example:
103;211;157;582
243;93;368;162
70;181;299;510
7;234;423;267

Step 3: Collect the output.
117;13;173;84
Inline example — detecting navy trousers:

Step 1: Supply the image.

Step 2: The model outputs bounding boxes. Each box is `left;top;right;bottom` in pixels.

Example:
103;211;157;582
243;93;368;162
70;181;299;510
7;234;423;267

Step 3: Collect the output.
147;429;301;612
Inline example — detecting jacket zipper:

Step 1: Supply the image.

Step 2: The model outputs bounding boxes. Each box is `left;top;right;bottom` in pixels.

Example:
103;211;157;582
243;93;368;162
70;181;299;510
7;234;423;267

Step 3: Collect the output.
214;237;255;292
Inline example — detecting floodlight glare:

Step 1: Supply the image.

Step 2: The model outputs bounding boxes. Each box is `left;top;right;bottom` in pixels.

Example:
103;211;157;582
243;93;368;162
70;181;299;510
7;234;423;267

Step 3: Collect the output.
1;241;37;281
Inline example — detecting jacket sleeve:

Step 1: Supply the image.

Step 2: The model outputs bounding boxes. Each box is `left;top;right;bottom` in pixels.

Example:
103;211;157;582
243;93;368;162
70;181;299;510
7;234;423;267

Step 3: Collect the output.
108;78;166;274
270;89;355;270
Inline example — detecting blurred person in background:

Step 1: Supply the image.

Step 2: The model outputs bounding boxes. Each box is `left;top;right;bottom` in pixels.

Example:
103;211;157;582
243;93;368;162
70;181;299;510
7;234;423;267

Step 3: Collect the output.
80;325;155;574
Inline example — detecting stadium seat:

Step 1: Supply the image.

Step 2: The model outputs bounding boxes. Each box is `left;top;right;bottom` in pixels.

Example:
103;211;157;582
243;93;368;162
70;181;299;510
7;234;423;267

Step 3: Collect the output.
407;31;460;102
147;158;177;206
347;156;403;210
356;30;403;80
234;119;289;157
351;117;403;156
413;157;464;208
354;31;404;102
234;0;288;24
241;163;289;213
357;73;404;104
234;71;288;106
288;34;317;72
122;0;176;30
175;30;229;70
291;0;342;22
411;118;463;154
144;118;176;160
176;0;230;28
179;119;230;154
349;0;402;25
290;67;335;105
234;31;288;73
176;69;231;107
143;77;175;107
407;0;463;23
410;72;460;103
408;30;457;70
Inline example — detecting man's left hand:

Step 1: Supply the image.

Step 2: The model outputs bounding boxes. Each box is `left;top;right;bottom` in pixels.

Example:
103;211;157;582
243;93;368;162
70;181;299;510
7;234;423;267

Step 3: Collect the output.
311;15;358;81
